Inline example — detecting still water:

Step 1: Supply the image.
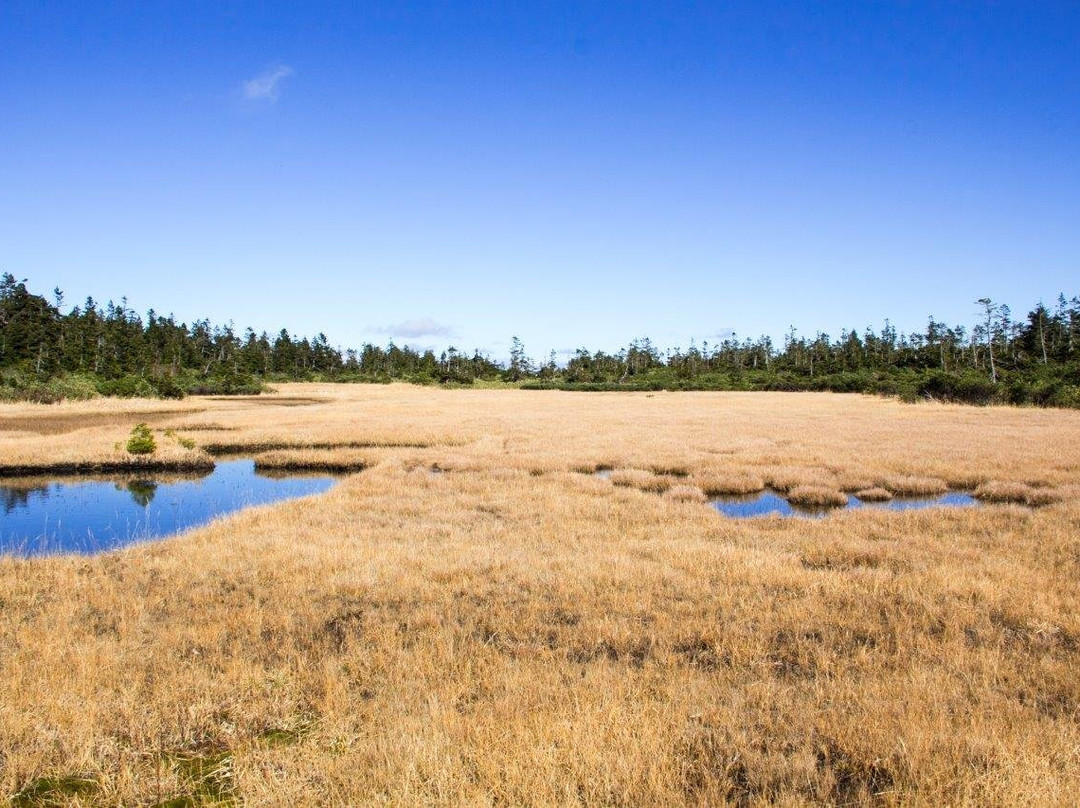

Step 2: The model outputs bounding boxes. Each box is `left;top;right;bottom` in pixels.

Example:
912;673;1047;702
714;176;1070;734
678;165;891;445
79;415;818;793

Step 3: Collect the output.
0;459;337;556
712;490;978;518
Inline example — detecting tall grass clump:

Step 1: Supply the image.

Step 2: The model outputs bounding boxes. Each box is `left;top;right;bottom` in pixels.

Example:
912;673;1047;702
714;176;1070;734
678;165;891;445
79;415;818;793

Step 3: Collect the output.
854;487;893;502
883;476;948;496
609;469;676;493
786;485;849;508
974;481;1062;507
663;484;708;503
692;471;765;496
765;467;832;493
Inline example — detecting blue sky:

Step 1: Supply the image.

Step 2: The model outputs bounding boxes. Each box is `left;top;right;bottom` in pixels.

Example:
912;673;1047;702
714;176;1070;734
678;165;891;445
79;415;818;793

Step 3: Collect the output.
2;2;1077;360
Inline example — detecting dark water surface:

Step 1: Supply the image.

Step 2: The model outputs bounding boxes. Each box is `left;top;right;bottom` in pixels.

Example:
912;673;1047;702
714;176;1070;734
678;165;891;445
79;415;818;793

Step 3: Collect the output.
712;490;978;519
0;459;337;556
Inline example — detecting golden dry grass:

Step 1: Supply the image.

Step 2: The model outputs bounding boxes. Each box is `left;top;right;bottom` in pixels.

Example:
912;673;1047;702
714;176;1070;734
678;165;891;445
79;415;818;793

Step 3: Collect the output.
975;481;1064;507
253;448;374;473
855;487;894;502
2;384;1080;805
609;468;677;493
691;470;766;496
786;485;849;509
882;476;949;497
662;484;709;503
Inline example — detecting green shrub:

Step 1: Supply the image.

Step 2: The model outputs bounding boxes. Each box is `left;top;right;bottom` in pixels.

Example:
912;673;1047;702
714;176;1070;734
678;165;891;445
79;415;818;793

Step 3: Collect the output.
45;373;101;401
164;428;196;449
183;369;265;395
97;375;158;398
126;423;157;455
149;374;186;399
0;371;101;403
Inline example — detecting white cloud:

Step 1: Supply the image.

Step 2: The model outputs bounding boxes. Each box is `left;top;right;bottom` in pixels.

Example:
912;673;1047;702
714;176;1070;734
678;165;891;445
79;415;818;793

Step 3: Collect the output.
703;329;737;341
242;65;294;102
374;318;457;339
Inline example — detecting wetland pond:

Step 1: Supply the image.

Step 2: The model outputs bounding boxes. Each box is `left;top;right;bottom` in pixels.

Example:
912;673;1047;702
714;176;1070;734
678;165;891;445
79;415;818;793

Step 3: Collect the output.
712;490;978;518
0;459;337;556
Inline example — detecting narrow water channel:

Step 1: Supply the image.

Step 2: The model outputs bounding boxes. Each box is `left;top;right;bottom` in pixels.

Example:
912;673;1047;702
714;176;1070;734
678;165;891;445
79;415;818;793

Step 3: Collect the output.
711;490;978;518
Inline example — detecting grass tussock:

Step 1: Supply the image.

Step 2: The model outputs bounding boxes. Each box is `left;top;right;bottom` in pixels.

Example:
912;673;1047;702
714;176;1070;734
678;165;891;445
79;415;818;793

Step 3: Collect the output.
2;384;1080;804
609;468;677;493
765;467;835;493
854;487;894;502
569;461;619;474
785;485;849;508
203;437;458;455
975;481;1062;507
834;471;877;492
663;484;708;503
254;448;373;473
649;461;692;477
692;471;766;496
883;475;949;497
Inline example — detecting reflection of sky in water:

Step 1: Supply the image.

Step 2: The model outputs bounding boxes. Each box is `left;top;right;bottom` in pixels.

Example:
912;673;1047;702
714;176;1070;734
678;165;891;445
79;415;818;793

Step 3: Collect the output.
712;490;978;519
0;459;336;556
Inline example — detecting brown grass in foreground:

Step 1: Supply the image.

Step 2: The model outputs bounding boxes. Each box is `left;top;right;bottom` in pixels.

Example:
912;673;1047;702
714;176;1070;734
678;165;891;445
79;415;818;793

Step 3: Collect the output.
2;385;1080;805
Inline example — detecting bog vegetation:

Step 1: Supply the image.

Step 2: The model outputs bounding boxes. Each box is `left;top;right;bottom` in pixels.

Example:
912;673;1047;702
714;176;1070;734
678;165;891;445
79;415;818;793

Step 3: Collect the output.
2;274;1079;406
1;385;1078;804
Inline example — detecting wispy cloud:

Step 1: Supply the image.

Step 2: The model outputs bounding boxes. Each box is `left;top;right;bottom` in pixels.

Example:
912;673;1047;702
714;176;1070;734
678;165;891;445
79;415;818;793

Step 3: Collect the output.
375;318;457;339
242;65;294;102
704;329;737;341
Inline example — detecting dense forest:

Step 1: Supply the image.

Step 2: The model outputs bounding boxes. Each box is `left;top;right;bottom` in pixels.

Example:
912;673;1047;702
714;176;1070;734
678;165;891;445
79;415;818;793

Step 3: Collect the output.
2;274;1078;407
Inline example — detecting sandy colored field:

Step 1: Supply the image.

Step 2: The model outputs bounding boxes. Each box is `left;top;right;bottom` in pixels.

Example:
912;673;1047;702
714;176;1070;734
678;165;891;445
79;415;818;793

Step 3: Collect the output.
2;384;1079;805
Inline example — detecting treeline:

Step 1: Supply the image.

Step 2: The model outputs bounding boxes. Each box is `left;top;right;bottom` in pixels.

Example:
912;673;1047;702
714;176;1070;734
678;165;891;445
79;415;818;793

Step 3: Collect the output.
0;273;502;400
2;273;1078;407
528;296;1080;407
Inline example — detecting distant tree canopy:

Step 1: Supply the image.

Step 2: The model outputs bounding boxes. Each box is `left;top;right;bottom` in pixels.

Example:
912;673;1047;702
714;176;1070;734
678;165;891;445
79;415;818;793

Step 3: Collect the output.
1;273;1078;407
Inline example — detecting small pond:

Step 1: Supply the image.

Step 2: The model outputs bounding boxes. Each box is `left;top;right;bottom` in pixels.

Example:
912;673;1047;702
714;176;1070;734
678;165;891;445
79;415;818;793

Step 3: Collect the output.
0;459;337;556
712;490;978;519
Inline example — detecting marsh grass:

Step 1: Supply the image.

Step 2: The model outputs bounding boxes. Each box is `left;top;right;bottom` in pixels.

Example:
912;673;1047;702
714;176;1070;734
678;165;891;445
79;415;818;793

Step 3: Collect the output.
785;485;849;508
855;487;894;502
691;471;766;496
253;448;373;473
765;467;834;493
975;481;1063;507
10;774;100;807
883;475;949;496
2;384;1079;804
663;484;708;503
609;468;677;493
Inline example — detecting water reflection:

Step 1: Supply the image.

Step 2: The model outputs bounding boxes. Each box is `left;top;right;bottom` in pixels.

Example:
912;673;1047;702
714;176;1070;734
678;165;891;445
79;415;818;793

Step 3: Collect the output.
123;479;158;507
2;484;47;514
0;459;337;556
